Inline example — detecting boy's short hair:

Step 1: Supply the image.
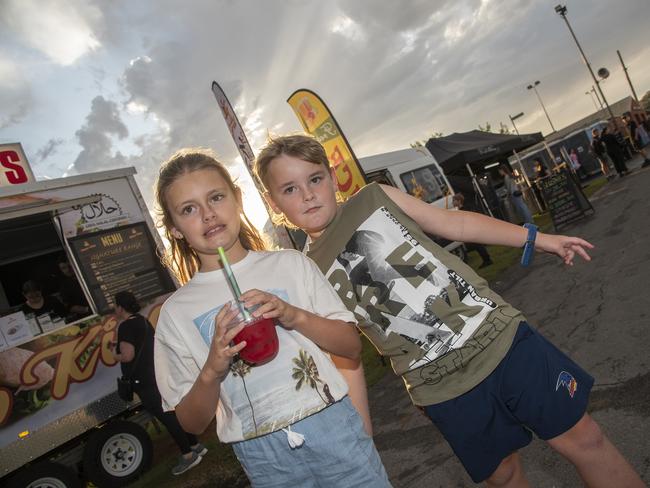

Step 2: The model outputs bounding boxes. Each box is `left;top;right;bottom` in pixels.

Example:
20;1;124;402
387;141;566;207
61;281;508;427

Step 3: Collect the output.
255;134;329;188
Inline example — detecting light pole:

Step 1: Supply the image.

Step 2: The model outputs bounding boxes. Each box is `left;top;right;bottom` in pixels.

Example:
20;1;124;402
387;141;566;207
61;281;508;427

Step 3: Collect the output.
585;91;599;111
555;4;615;121
509;112;524;135
527;80;556;133
617;49;639;102
590;85;604;110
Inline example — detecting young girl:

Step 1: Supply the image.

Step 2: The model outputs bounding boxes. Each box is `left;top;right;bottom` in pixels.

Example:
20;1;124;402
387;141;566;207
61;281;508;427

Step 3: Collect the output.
152;148;391;487
254;134;643;488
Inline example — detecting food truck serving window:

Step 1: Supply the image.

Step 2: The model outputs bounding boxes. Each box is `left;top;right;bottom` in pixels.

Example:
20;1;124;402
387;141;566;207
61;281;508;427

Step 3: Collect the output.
400;164;449;204
0;211;93;350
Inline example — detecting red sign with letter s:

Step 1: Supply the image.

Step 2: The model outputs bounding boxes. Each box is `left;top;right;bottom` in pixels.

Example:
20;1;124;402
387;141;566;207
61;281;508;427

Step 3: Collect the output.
0;143;34;187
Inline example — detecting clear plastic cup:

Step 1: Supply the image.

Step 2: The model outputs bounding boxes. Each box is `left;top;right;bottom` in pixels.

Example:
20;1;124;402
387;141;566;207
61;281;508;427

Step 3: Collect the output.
232;316;279;365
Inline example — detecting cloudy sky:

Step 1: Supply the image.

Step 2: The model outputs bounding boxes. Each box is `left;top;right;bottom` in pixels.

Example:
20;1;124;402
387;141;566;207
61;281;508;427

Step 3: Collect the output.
1;0;648;227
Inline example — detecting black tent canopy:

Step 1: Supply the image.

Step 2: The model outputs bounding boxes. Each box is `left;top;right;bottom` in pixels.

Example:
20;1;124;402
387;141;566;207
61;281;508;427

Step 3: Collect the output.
426;130;544;175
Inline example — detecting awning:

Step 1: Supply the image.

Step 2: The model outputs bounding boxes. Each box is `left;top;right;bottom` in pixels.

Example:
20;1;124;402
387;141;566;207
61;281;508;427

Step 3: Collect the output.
0;195;101;221
426;130;544;175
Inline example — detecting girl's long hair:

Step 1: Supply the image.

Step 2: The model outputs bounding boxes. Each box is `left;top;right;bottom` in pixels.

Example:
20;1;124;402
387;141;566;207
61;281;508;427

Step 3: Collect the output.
155;148;266;284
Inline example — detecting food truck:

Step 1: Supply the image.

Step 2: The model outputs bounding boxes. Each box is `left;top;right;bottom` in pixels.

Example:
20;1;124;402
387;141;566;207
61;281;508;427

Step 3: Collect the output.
0;144;177;487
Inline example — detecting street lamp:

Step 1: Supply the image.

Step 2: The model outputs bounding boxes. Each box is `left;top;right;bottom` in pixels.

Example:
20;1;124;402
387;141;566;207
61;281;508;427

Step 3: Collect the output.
590;85;604;110
509;112;524;135
555;4;615;121
526;80;556;133
585;91;599;111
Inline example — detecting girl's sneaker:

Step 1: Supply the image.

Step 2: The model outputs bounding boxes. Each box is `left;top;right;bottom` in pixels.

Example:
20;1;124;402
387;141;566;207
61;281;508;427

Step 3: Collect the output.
191;443;208;457
171;451;202;475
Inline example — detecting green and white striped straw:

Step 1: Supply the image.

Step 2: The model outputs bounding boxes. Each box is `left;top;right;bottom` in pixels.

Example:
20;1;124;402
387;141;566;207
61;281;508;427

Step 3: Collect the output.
217;246;251;321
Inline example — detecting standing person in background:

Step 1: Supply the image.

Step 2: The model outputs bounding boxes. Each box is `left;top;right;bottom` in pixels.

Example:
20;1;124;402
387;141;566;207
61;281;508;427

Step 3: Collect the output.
624;115;650;166
591;128;614;180
600;127;629;177
635;122;650;148
452;193;493;269
56;257;91;321
532;160;548;211
498;164;534;224
110;291;207;476
569;149;586;181
614;126;633;161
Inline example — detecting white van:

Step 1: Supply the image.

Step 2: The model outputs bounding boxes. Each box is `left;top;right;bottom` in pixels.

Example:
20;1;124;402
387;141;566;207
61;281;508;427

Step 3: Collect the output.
358;147;455;209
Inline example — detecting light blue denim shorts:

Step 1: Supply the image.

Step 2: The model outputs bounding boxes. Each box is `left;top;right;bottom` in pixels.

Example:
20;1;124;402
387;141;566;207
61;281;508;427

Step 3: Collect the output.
231;396;392;487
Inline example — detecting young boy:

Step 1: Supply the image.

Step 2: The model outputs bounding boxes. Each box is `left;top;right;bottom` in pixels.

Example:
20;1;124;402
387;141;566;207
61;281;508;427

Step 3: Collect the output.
254;134;643;487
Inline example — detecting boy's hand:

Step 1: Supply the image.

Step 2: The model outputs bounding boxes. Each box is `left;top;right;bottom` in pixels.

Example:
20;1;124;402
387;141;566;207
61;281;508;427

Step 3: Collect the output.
203;303;246;382
536;233;594;266
240;289;299;329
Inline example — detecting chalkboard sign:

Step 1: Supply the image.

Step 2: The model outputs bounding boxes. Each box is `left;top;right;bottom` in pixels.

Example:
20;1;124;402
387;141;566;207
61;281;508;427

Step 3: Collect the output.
68;222;175;314
538;169;594;230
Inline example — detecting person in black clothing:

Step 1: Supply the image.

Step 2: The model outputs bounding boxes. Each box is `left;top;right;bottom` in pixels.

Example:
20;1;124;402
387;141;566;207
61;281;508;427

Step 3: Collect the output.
110;291;207;476
600;127;629;177
21;280;66;318
532;160;548;211
591;128;614;179
452;193;493;268
57;257;91;321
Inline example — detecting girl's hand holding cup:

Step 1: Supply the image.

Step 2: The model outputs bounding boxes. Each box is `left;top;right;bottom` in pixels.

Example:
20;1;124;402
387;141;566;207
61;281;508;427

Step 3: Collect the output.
203;302;246;381
240;289;299;329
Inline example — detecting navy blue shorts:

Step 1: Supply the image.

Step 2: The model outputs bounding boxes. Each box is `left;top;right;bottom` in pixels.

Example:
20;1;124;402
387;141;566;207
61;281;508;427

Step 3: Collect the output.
424;322;594;483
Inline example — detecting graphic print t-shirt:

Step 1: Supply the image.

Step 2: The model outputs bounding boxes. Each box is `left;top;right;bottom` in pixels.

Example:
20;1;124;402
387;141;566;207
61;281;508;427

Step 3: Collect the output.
306;183;524;406
154;250;353;443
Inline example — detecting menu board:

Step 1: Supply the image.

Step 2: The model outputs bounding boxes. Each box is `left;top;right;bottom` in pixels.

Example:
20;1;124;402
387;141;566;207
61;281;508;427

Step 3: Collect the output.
0;311;33;349
68;222;175;314
539;169;594;230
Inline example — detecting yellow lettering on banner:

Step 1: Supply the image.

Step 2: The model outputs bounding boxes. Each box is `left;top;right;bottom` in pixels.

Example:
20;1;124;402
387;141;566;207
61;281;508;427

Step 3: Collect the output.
0;387;12;426
290;93;329;132
22;316;119;400
287;89;366;199
323;140;363;196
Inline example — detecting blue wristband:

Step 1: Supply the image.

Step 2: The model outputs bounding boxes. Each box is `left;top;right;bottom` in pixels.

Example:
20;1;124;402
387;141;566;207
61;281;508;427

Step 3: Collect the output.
520;223;538;267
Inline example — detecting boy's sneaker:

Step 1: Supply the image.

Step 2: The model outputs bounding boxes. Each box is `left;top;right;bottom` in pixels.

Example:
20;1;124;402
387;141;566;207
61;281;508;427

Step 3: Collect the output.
191;443;208;457
171;451;203;476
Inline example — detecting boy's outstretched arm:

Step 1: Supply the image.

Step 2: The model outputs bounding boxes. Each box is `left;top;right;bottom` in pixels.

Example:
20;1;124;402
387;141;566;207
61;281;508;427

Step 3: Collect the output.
380;184;594;265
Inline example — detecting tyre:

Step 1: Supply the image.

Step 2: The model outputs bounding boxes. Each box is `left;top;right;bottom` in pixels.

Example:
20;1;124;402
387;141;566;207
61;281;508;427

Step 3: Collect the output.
82;420;152;487
6;461;82;488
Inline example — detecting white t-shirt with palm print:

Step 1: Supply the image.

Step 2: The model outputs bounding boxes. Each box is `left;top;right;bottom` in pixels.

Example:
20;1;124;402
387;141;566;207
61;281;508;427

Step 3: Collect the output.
154;250;354;443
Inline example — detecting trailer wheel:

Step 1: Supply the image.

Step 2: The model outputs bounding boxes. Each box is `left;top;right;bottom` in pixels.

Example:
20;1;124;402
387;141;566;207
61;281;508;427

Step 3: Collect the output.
83;420;152;487
6;461;82;488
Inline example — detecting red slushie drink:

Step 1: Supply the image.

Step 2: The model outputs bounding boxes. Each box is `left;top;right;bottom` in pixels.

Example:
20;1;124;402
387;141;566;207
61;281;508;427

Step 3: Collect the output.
233;316;279;365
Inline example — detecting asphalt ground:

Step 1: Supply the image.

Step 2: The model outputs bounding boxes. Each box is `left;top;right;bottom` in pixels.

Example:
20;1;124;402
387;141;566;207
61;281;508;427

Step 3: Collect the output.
370;158;650;487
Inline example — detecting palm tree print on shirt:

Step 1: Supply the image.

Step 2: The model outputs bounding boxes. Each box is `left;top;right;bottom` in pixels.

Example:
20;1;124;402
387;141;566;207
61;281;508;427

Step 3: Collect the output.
231;359;258;433
292;349;335;405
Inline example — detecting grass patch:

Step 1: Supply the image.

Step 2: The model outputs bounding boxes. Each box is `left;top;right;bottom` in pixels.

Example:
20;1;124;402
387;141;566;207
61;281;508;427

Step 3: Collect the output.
129;423;247;488
582;176;608;198
361;334;391;387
